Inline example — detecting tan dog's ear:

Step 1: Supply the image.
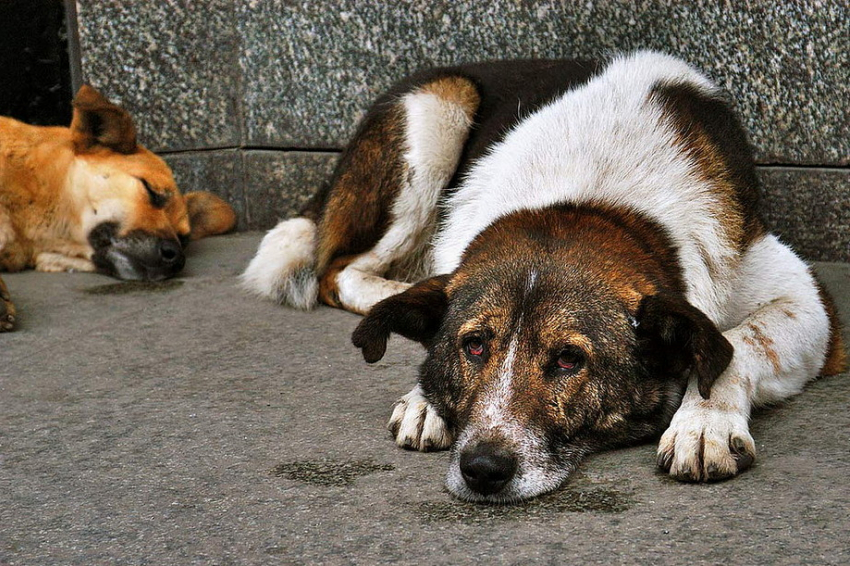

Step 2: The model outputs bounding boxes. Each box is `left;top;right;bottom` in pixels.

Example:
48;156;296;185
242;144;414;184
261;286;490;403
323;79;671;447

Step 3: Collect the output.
70;85;137;154
185;191;237;240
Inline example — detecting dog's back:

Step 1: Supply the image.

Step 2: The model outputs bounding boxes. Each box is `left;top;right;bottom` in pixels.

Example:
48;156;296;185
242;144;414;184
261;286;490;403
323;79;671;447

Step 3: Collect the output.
436;51;759;324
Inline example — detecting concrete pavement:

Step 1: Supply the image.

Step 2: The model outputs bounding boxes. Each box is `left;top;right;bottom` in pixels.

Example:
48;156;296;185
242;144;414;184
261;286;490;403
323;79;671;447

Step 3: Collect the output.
1;233;848;565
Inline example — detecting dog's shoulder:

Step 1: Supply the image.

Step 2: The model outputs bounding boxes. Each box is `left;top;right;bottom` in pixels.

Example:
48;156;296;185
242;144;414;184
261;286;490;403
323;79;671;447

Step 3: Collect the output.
434;52;763;318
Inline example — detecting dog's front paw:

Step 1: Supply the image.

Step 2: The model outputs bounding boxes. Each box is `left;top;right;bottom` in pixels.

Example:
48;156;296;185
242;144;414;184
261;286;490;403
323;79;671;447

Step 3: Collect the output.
0;277;15;331
387;385;452;451
657;404;756;482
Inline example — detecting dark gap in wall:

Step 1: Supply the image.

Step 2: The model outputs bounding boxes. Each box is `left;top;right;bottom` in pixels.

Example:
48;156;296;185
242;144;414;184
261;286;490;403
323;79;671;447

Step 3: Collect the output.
0;0;73;126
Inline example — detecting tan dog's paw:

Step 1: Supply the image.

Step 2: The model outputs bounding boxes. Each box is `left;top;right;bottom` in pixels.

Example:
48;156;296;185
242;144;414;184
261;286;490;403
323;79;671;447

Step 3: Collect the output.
387;385;452;452
657;405;756;482
0;277;16;331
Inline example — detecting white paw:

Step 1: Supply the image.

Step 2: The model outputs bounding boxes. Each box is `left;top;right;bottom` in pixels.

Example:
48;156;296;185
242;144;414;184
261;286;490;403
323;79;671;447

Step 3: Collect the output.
35;253;96;273
657;403;756;482
387;385;452;452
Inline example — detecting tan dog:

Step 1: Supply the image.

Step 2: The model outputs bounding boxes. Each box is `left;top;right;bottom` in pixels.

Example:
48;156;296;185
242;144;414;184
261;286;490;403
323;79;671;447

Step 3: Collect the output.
0;85;236;331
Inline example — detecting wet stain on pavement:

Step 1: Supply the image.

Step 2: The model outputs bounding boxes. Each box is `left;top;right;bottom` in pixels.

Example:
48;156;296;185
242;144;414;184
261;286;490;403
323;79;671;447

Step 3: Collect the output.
416;486;634;523
83;280;184;295
272;459;395;486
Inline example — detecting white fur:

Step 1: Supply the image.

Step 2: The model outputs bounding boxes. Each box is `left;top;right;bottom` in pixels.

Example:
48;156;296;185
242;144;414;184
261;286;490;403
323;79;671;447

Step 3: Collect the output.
378;51;833;494
34;252;96;273
445;323;572;502
245;50;836;495
334;88;474;313
657;234;831;480
433;51;732;321
240;218;319;309
336;261;410;315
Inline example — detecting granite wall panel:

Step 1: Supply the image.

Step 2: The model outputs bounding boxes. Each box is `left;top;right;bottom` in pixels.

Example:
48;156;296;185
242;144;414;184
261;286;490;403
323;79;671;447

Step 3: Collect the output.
759;167;850;263
240;1;849;164
242;151;338;230
75;1;848;165
75;0;242;152
164;150;248;231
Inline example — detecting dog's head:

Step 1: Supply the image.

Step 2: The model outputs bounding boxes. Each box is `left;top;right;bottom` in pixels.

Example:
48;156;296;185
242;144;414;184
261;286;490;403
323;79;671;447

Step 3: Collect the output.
353;206;732;502
68;85;235;280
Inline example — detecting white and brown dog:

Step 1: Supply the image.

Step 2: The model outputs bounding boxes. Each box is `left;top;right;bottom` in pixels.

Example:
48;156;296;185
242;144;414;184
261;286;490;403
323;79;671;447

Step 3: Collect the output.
0;85;236;331
243;51;845;502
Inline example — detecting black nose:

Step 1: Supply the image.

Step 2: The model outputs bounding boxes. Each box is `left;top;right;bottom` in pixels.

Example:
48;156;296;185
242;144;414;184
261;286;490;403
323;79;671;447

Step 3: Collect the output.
460;441;518;495
159;239;184;265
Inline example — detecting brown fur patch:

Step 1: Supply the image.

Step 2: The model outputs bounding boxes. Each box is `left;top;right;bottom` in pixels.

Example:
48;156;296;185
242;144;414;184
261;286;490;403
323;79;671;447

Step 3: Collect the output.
1;86;235;278
71;84;137;154
460;204;684;303
816;280;847;376
746;322;782;375
417;76;481;120
317;255;356;308
315;103;407;275
185;191;236;240
315;75;481;281
650;83;764;254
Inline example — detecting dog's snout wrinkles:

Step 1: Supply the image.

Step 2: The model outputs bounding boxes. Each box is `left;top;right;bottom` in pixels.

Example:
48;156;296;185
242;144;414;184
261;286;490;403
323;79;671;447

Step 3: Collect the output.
460;441;518;495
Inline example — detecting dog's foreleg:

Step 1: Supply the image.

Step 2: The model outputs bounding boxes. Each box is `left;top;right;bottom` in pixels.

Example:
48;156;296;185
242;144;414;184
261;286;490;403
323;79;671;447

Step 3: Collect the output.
34;252;96;273
658;235;839;481
387;384;453;451
0;275;15;331
32;239;96;273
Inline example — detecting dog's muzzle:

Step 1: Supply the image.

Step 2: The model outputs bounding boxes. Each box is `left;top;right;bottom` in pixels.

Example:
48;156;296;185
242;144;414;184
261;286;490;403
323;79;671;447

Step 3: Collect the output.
89;222;186;281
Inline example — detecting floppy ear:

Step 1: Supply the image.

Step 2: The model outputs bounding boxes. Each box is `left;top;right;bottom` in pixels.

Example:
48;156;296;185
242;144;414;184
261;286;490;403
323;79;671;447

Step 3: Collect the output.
635;293;733;399
351;275;451;363
70;85;137;154
184;191;237;240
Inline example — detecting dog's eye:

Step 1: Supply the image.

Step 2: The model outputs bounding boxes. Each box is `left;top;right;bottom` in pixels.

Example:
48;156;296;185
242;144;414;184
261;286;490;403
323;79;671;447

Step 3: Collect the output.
464;337;486;358
141;179;168;209
555;347;584;374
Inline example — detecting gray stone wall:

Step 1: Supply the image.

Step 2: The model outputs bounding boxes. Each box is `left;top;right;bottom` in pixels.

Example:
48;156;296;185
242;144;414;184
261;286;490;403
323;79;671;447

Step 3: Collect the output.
71;1;848;260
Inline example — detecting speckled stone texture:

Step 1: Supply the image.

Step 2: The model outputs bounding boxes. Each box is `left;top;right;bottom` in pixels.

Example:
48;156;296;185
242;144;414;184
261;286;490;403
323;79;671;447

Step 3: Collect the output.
76;1;847;163
240;1;849;165
162;151;338;231
164;151;248;231
75;0;242;152
759;168;850;263
243;151;338;229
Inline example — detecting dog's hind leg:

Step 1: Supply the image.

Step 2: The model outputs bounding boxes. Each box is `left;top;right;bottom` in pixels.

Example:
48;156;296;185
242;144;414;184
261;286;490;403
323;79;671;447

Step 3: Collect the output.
243;76;478;314
244;75;479;312
244;74;479;312
320;76;480;315
658;234;845;481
